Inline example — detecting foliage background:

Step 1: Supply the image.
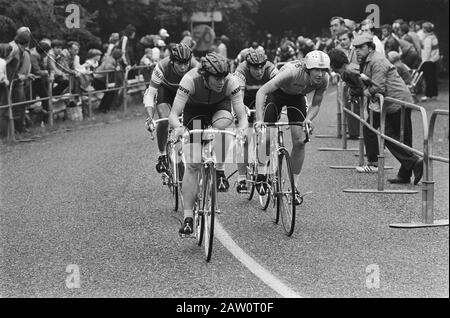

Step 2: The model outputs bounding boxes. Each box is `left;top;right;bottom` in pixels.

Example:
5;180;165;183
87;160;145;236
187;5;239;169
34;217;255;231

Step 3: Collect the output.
0;0;448;73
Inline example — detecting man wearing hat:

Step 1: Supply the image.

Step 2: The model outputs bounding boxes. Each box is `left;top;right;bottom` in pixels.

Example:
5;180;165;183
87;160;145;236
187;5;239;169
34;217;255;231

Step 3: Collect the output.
30;39;52;115
353;33;423;185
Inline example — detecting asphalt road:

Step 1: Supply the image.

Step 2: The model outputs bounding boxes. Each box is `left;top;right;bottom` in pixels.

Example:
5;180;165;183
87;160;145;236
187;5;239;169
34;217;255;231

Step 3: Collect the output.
1;86;448;298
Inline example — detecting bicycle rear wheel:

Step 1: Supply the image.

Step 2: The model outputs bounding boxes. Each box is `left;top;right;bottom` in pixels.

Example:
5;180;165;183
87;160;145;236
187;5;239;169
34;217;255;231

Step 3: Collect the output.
202;163;216;262
276;149;296;236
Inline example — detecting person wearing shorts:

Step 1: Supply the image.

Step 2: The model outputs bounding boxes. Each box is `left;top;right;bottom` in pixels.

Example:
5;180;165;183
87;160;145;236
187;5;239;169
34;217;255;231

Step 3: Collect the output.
254;51;331;204
169;53;248;236
143;43;198;174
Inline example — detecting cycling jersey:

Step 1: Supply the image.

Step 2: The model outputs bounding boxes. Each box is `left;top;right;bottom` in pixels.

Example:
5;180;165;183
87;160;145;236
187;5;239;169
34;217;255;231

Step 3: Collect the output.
176;68;242;106
234;61;278;102
275;60;329;96
173;68;245;129
143;56;198;108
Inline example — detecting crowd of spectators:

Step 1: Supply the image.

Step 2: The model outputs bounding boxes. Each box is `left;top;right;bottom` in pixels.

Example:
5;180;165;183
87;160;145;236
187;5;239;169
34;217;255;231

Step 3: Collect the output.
0;17;442;140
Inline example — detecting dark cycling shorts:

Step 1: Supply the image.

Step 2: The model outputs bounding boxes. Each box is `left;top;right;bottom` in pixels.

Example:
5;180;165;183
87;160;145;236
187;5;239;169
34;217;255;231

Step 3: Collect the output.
263;88;307;123
183;99;233;143
156;86;176;106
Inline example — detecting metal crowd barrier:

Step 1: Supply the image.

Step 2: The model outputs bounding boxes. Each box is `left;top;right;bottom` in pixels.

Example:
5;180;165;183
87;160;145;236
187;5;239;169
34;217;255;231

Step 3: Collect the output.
316;74;359;153
332;91;449;228
1;65;153;142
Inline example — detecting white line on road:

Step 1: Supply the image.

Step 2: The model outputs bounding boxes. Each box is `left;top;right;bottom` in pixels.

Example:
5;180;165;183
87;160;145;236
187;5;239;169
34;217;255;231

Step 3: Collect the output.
215;220;305;298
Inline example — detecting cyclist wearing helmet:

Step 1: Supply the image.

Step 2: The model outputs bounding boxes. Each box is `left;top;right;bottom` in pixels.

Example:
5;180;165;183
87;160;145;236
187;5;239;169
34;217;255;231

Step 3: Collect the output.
169;52;248;236
233;48;278;193
274;41;297;67
143;43;198;174
254;50;330;204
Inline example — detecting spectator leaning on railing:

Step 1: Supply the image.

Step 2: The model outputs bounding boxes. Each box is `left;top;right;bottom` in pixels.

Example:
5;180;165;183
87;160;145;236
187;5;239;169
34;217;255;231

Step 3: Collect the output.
92;48;124;113
0;43;12;138
30;38;52;114
354;33;423;185
48;39;69;96
387;51;412;86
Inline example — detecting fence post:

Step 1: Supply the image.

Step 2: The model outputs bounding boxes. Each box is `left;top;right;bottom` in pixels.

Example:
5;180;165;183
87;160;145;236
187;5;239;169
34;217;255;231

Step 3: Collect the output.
123;68;128;113
48;79;54;127
7;81;16;142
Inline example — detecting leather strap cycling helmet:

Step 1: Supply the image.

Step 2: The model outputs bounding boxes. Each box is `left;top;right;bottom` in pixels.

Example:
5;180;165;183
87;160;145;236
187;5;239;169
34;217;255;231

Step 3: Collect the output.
199;52;229;78
170;43;193;64
245;48;268;68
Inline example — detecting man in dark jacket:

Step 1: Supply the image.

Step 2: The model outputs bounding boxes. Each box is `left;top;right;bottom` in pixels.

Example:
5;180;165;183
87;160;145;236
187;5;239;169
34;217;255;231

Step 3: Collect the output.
354;33;423;184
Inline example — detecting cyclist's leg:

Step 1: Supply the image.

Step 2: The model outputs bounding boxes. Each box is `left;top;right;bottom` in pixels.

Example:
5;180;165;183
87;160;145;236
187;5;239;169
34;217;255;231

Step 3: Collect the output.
155;102;171;153
286;94;307;189
211;102;234;192
236;96;255;191
155;87;176;173
256;92;282;195
179;107;205;235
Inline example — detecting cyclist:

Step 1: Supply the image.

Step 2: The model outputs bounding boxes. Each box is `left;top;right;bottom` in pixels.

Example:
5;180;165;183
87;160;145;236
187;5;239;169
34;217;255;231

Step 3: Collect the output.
233;48;279;193
143;43;198;174
254;50;330;204
168;52;249;236
274;41;297;67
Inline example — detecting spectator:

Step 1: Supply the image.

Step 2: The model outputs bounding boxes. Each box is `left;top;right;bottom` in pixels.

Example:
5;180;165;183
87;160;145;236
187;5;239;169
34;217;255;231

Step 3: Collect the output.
381;24;399;55
158;28;170;42
262;33;277;62
335;30;361;138
180;35;196;51
398;22;422;57
0;43;12;138
48;39;69;96
30;39;51;115
353;33;423;184
6;31;33;134
415;20;426;41
360;19;385;56
93;48;124;113
118;24;137;67
387;51;412;85
420;22;440;102
216;35;229;59
104;33;120;59
79;49;103;91
329;16;347;47
391;32;421;69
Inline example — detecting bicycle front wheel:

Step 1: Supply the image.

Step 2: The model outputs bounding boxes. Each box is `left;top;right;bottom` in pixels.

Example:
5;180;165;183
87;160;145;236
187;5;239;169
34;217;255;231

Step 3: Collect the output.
276;149;296;236
202;163;216;262
166;143;179;212
246;163;256;201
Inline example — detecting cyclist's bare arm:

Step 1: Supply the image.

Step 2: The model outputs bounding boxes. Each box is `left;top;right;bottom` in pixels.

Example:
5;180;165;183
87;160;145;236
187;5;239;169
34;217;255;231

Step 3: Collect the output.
143;63;164;117
255;70;291;122
169;75;193;130
305;84;327;122
230;88;249;130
